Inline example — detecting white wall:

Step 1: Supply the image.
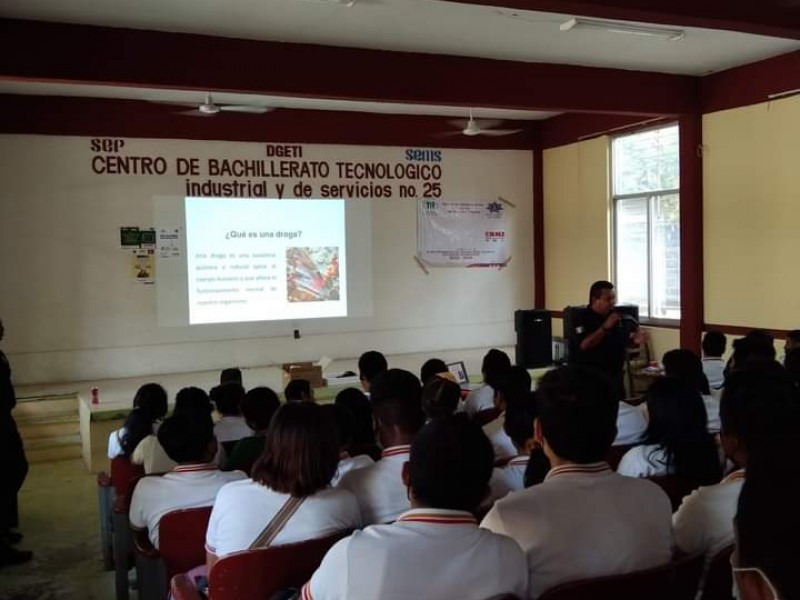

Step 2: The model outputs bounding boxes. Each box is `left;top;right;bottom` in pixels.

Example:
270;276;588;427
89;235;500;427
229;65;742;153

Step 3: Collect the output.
0;135;534;384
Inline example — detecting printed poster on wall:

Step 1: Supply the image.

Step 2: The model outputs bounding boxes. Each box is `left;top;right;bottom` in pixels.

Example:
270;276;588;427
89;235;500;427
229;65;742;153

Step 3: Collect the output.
417;199;510;267
131;249;155;284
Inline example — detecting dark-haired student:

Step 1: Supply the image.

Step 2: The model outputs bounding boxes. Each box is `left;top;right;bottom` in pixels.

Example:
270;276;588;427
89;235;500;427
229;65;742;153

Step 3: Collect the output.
224;387;281;474
285;378;315;403
322;405;374;486
107;383;168;459
206;403;360;565
481;366;672;598
338;369;424;525
358;350;388;394
701;331;727;390
662;348;721;433
488;389;538;500
334;388;381;461
129;412;246;549
673;363;800;563
302;417;528;600
483;366;531;460
421;375;461;421
617;377;722;487
210;382;252;450
419;358;449;386
461;348;511;419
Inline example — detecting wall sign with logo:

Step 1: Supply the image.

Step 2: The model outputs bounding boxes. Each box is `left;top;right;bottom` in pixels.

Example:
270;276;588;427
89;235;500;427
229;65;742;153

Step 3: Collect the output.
416;199;511;268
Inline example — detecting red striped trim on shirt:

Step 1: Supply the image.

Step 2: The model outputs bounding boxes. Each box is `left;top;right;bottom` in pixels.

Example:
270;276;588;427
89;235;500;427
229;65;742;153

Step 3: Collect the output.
545;462;611;481
381;445;411;459
507;456;529;467
171;463;218;473
397;513;478;525
301;582;313;600
723;469;746;483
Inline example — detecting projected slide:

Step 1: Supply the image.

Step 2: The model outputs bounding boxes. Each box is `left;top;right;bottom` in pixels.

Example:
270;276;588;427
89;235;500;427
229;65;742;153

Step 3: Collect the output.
186;197;347;324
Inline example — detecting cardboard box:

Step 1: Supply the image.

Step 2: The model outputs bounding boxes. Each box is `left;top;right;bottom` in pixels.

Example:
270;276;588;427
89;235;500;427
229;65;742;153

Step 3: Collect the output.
281;362;326;388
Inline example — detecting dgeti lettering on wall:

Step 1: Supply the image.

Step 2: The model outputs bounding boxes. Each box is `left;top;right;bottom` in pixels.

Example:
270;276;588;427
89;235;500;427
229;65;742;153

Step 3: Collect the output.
88;139;446;201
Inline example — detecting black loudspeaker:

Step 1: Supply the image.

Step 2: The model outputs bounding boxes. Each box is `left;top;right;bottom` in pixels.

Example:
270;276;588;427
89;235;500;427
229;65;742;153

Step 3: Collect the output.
562;304;640;363
514;309;553;368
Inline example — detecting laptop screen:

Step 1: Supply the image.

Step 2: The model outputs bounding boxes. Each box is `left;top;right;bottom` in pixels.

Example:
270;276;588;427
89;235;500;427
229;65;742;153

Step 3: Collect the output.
446;361;469;385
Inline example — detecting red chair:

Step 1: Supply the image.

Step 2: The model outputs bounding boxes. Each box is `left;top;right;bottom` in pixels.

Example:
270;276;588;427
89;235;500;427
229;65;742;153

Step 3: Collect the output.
647;475;700;512
110;457;146;600
97;470;115;570
134;506;213;600
606;444;635;471
170;530;351;600
700;545;735;600
537;553;705;600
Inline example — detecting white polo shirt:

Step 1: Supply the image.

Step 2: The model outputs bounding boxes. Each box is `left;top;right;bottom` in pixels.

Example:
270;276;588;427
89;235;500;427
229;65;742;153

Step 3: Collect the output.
129;464;246;548
488;455;529;502
337;445;410;525
108;427;126;459
703;393;721;434
301;508;528;600
614;402;647;446
214;416;253;444
331;453;374;487
481;462;673;598
702;358;726;390
617;444;670;478
206;479;361;558
460;385;495;417
132;435;178;474
673;469;744;556
483;414;517;460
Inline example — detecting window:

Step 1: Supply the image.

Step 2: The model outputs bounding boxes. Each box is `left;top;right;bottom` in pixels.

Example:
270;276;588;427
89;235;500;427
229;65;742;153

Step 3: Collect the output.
612;125;680;320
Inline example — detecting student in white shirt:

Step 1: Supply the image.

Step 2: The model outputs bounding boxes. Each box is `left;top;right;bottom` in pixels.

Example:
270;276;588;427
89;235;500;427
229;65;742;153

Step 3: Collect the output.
210;382;252;450
674;363;799;563
322;404;374;487
206;402;361;565
334;388;380;461
107;383;167;460
483;366;531;460
461;348;511;421
303;416;528;600
618;377;722;488
421;375;461;421
419;358;449;386
482;365;673;598
338;369;424;525
662;348;721;433
357;350;387;394
129;411;246;548
701;331;727;391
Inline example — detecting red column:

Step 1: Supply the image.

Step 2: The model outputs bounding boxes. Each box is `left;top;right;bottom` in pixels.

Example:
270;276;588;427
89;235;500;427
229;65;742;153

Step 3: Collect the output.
533;139;545;309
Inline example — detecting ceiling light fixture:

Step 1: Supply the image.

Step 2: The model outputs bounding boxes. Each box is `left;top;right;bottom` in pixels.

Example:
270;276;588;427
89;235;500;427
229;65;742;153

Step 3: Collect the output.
560;17;686;41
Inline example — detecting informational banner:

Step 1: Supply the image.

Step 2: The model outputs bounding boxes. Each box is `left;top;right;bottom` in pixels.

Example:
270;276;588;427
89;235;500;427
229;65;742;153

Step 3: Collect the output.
417;199;510;267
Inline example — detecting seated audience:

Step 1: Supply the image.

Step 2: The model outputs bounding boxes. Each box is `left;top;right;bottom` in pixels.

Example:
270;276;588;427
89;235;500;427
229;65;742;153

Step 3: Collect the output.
338;369;424;524
489;387;539;500
133;387;215;473
302;416;528;600
206;402;360;565
219;367;243;386
335;387;380;461
618;377;722;487
662;348;720;433
461;348;511;421
419;358;449;386
783;330;800;384
421;376;461;421
613;399;648;446
322;405;374;486
129;411;246;548
483;366;531;460
285;378;315;403
210;382;252;450
358;350;388;394
701;331;727;390
481;366;672;598
224;387;281;474
726;330;777;379
107;383;168;460
673;363;799;561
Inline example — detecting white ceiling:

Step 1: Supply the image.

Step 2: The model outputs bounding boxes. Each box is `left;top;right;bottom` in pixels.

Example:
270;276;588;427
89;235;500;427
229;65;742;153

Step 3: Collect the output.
2;0;799;76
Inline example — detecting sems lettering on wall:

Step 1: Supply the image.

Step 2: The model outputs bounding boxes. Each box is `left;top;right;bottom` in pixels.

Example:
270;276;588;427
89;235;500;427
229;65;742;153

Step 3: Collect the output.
88;139;447;200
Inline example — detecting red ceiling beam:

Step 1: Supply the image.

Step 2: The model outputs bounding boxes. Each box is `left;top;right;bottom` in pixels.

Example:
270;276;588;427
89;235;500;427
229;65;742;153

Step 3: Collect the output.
445;0;800;40
540;113;672;149
0;19;697;117
0;94;539;149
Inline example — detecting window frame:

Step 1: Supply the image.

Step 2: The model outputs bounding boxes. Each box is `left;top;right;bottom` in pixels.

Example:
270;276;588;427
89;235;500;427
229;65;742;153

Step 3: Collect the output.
610;124;681;327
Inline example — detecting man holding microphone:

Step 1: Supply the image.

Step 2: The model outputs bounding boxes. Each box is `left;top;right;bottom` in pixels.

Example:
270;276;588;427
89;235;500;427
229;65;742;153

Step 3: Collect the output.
571;281;646;401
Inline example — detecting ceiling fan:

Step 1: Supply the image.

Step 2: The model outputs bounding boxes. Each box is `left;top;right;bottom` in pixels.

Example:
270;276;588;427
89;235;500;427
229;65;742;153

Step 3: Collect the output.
154;92;271;116
439;108;524;137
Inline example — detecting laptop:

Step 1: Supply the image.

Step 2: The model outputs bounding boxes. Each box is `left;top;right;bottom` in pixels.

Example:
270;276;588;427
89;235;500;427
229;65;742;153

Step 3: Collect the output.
446;361;482;391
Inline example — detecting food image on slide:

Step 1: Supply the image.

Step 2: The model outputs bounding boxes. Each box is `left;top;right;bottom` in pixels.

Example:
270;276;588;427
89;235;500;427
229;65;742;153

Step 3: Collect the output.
185;197;347;324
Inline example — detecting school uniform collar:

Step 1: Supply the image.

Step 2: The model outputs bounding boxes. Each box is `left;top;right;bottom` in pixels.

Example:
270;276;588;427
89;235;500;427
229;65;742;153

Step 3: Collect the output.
171;463;218;474
381;445;411;459
545;462;612;481
507;455;529;467
397;508;477;525
722;468;746;484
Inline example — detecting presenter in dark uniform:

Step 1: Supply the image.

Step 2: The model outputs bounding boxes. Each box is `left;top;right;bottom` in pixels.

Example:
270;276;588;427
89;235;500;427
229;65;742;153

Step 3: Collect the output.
0;319;32;566
572;281;645;401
